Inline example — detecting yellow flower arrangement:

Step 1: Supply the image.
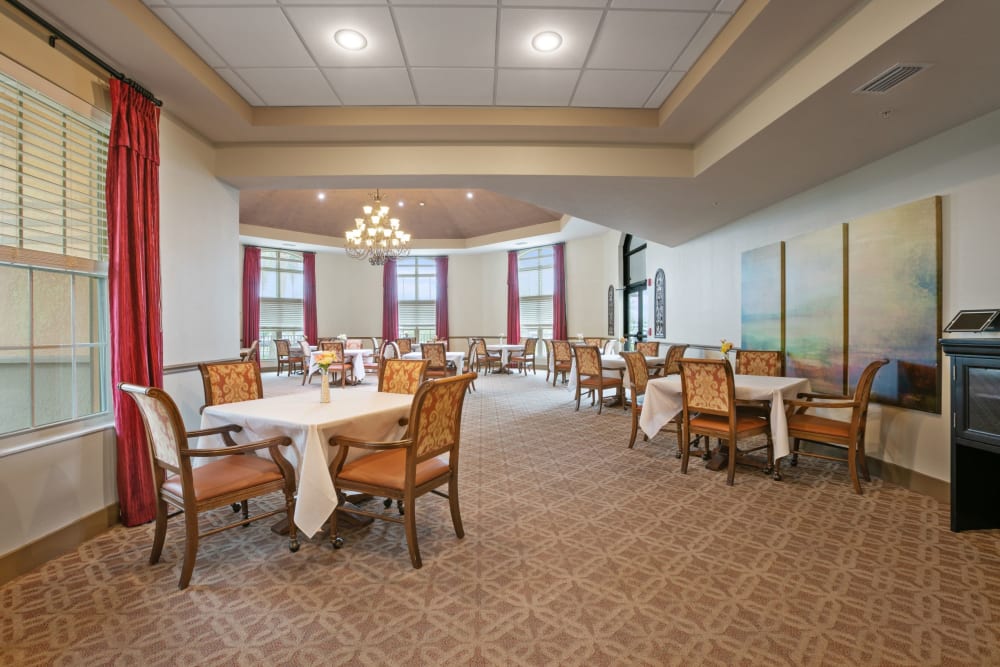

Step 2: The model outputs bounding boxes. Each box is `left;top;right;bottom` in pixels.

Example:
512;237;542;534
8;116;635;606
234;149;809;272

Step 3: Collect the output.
720;339;733;355
315;351;336;373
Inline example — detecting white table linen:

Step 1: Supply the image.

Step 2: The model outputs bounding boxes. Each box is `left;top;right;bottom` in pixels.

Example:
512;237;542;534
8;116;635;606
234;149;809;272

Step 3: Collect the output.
567;354;665;391
638;374;811;459
401;350;466;370
486;343;525;371
308;349;370;383
199;391;412;537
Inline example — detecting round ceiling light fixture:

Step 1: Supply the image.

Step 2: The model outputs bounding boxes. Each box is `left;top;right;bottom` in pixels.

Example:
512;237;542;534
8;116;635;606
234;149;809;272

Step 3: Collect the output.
334;29;368;51
531;31;562;53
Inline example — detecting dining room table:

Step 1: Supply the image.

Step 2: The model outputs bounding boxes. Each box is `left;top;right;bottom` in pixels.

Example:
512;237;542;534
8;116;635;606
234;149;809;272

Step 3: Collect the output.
401;349;466;371
306;348;371;384
486;343;526;373
199;390;413;537
566;353;666;392
638;373;812;461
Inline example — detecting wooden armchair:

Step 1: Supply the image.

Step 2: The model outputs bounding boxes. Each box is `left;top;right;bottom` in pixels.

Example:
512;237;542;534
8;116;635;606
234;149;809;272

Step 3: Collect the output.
395;338;414;355
678;358;772;486
735;349;784;376
198;360;263;413
378;358;429;394
118;383;298;589
636;341;660;357
473;338;502;374
308;340;353;387
239;339;258;363
662;344;689;376
421;342;453;379
583;337;605;348
510;337;537;375
622;351;683;451
573;345;623;414
550;339;573;386
775;359;889;494
328;372;478;568
273;339;303;376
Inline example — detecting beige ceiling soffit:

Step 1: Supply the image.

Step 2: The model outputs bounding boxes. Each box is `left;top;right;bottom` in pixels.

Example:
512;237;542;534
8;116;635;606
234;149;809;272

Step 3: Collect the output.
462;218;565;249
0;11;109;109
694;0;945;175
252;106;656;129
217;144;692;181
240;224;345;250
109;0;252;124
239;223;537;253
656;0;767;127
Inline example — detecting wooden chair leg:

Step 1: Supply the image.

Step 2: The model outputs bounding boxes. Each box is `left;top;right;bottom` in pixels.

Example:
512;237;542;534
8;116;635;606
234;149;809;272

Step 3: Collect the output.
628;410;639;449
403;494;422;569
448;475;464;539
857;440;872;481
284;493;299;552
149;499;168;565
725;438;737;486
848;442;863;494
330;494;345;550
178;510;200;590
680;425;692;474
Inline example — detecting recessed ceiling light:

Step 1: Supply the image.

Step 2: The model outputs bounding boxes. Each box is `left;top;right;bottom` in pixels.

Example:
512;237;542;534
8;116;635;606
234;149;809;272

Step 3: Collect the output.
418;201;425;207
466;191;474;200
397;200;405;207
334;29;367;51
317;192;325;200
531;31;562;53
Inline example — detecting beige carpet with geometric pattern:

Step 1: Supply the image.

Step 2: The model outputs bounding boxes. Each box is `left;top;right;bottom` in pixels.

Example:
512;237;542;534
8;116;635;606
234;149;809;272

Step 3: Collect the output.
2;371;999;666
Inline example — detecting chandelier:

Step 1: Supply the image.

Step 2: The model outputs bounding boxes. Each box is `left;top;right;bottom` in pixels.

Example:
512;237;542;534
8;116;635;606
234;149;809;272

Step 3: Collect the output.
344;189;412;266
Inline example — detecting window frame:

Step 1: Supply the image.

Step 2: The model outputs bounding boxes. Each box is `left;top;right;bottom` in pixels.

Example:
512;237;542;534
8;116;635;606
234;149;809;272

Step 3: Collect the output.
396;256;437;343
518;246;555;347
258;248;305;361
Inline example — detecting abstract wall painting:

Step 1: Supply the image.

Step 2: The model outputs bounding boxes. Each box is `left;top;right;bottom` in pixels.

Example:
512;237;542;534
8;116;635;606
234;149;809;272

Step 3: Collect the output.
740;242;784;352
785;224;847;395
848;196;941;412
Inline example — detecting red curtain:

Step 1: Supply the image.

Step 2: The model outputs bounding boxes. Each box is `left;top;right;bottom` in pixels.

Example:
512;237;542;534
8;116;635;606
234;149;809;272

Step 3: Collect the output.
435;256;449;341
506;250;520;344
241;246;260;363
552;243;568;340
107;79;162;527
302;251;317;344
382;259;399;343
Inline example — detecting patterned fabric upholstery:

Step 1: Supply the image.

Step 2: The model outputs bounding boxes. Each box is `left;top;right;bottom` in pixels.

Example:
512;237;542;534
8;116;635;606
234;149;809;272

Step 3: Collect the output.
736;350;782;377
552;340;573;363
130;391;180;468
319;341;335;351
583;337;604;348
200;361;262;408
328;341;346;363
575;345;603;376
346;339;363;350
636;341;660;357
414;376;469;457
680;359;731;413
663;344;689;375
421;342;448;369
380;359;428;394
396;339;413;354
622;351;649;395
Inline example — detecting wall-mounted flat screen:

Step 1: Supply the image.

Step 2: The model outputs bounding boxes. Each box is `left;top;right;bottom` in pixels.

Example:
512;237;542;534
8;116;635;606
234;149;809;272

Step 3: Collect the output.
944;309;1000;332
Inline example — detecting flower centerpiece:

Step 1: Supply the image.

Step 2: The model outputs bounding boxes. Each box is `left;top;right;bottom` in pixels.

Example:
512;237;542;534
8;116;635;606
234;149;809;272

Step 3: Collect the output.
720;338;733;356
336;333;348;342
315;351;336;403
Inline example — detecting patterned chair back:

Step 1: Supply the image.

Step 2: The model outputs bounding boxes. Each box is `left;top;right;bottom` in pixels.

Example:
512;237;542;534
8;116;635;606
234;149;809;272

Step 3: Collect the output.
380;340;400;359
636;341;660;357
584;337;604;348
735;350;783;377
522;338;537;355
199;360;263;408
552;339;573;362
474;338;488;356
379;359;429;394
409;373;477;460
327;341;345;363
663;344;689;375
319;340;335;351
396;338;413;354
274;338;291;358
299;340;312;359
679;357;734;416
345;339;363;350
575;345;603;376
118;384;185;473
621;351;649;396
421;342;448;369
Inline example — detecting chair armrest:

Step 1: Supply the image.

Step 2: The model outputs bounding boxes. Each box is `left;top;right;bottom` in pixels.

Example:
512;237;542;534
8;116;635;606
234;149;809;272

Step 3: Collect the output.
796;391;851;401
330;435;412;451
182;435;292;457
784;398;856;411
187;424;244;438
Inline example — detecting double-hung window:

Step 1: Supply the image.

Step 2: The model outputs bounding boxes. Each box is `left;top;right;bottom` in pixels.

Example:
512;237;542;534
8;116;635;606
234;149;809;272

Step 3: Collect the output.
258;249;304;362
397;257;436;342
0;70;111;438
518;246;554;349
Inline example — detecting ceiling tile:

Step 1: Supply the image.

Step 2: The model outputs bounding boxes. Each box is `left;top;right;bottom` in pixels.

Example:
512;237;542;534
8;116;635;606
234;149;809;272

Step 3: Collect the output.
714;0;744;13
588;10;706;70
163;0;278;5
394;8;497;67
644;70;684;108
391;0;496;5
611;0;717;9
215;68;266;106
151;8;225;68
672;11;730;70
236;68;341;106
502;0;607;6
174;7;313;68
323;68;416;105
284;6;404;67
410;69;495;105
279;0;386;4
496;69;579;106
498;9;602;68
571;69;663;108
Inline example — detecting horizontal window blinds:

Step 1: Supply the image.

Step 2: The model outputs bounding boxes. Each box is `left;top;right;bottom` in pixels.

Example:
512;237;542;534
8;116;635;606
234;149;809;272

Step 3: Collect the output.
260;298;303;329
399;301;436;329
520;295;552;327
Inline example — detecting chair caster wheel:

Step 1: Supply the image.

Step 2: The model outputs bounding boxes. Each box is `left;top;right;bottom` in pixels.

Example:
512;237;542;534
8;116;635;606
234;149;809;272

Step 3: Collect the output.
675;451;682;459
772;472;782;481
231;503;241;513
290;542;300;553
332;537;345;549
383;498;392;509
397;500;405;515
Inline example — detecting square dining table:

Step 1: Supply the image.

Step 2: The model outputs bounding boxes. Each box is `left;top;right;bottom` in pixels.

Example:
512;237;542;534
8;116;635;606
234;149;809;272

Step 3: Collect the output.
307;349;371;384
638;374;812;460
401;349;466;370
199;390;413;537
485;343;526;373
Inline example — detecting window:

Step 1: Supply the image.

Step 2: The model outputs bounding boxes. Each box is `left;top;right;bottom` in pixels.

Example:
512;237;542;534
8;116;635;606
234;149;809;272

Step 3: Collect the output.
258;249;304;361
0;70;111;437
397;257;436;342
518;246;554;347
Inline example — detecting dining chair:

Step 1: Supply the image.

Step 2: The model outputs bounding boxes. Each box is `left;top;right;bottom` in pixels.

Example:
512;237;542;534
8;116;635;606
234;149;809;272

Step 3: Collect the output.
378;358;429;394
678;357;772;486
328;372;478;568
603;339;619;355
273;339;303;376
198;360;263;413
240;339;258;363
309;340;353;387
118;382;298;589
735;349;784;376
775;358;889;494
550;339;573;386
395;338;413;354
661;343;689;377
509;337;537;375
636;341;660;357
573;345;623;414
622;351;683;451
473;338;502;374
584;337;605;348
421;342;452;379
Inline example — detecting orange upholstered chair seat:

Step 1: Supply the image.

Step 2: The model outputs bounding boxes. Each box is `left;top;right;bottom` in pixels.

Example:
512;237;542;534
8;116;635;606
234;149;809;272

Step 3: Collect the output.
337;450;450;491
161;456;283;501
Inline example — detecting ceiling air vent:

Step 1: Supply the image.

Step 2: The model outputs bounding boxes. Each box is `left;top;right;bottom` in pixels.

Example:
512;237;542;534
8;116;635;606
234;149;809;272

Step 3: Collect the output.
854;63;928;94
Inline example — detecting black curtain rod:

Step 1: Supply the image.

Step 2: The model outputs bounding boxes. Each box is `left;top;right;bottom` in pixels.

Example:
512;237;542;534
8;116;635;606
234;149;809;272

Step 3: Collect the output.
5;0;163;107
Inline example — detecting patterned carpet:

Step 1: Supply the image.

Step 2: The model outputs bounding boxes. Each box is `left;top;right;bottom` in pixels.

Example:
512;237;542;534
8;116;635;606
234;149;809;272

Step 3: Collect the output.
2;371;1000;666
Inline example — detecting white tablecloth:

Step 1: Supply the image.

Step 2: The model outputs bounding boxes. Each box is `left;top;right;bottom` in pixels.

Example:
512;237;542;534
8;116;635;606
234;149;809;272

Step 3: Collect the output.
486;343;525;370
567;354;665;391
308;349;370;383
199;391;412;537
638;374;811;459
401;350;466;370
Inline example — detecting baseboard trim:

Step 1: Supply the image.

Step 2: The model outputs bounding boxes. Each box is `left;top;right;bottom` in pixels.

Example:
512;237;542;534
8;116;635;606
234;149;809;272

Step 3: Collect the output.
868;459;949;502
0;503;119;586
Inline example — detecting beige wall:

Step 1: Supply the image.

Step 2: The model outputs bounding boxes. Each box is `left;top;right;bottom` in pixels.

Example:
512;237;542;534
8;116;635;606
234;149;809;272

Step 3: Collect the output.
314;250;383;338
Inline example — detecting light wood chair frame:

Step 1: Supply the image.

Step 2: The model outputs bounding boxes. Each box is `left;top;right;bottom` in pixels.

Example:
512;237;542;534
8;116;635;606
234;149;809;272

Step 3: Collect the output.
573;345;624;414
509;337;538;375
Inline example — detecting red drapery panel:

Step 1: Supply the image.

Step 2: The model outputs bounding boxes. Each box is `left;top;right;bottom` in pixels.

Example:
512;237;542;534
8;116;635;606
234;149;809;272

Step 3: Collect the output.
506;250;520;344
382;259;399;343
241;246;261;362
302;251;317;344
552;243;568;340
107;79;162;527
435;256;449;341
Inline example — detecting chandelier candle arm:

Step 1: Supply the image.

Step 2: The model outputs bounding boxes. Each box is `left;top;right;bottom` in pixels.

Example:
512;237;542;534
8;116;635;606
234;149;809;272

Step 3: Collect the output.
344;188;412;266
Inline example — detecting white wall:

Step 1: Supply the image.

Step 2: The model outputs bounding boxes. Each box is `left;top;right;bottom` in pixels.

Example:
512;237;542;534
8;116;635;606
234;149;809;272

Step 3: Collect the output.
565;232;621;338
640;108;1000;482
314;250;383;338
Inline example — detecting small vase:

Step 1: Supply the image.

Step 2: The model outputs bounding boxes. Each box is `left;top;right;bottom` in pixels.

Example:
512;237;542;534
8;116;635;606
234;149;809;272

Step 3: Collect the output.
320;369;331;403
